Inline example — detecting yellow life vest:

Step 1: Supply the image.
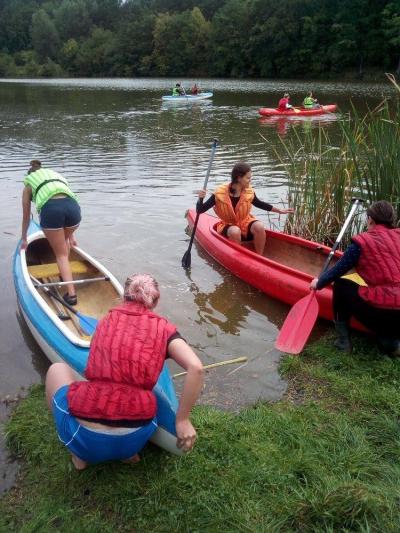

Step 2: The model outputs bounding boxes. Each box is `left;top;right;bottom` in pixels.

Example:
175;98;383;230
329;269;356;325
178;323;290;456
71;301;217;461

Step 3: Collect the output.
213;183;256;236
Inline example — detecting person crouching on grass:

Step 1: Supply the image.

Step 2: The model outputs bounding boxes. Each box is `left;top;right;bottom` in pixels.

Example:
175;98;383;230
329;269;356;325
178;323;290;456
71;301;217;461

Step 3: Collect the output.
45;273;204;469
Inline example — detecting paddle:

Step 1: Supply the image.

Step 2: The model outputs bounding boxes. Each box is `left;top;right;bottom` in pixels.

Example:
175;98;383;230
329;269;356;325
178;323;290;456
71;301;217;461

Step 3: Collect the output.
275;198;363;354
181;138;218;269
30;275;98;335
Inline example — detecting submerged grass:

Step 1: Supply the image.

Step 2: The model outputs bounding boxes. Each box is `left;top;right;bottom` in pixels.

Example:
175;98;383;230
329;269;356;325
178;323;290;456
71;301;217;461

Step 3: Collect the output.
2;336;400;531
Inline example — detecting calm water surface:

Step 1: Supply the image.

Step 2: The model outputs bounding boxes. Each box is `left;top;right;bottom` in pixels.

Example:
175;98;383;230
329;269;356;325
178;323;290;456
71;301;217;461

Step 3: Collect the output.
0;77;395;490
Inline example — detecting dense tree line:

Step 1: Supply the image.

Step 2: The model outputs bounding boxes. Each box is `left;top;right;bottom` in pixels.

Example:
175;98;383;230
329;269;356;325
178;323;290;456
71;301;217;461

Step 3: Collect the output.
0;0;399;78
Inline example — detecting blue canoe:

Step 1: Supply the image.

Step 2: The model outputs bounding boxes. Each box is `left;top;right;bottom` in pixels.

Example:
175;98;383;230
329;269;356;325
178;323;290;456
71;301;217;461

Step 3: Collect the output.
161;91;213;102
13;219;183;455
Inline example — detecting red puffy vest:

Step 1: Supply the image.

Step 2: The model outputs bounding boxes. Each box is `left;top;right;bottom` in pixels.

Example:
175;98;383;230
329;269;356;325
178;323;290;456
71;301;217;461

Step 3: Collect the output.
67;302;177;420
352;225;400;309
278;97;289;110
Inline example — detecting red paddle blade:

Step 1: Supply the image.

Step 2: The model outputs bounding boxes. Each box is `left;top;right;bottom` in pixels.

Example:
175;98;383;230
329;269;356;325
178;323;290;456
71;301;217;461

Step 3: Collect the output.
275;292;319;355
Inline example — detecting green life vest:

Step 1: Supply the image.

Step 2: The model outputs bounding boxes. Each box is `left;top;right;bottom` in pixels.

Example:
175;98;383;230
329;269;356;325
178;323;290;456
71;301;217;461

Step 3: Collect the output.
303;96;314;108
23;168;77;212
172;87;180;96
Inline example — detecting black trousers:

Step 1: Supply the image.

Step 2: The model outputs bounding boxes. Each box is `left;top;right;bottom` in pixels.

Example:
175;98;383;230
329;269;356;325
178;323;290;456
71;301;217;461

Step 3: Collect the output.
333;278;400;337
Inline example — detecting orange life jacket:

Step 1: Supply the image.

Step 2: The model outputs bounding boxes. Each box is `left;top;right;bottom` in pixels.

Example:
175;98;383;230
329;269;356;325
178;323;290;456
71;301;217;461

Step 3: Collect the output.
213;183;256;236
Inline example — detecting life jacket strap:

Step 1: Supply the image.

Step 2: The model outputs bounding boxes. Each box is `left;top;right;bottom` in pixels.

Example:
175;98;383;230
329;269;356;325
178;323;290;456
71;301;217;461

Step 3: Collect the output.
34;179;67;200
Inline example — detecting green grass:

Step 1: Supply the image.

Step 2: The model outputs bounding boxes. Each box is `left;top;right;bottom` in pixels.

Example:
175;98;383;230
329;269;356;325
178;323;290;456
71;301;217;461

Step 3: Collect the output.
2;336;400;532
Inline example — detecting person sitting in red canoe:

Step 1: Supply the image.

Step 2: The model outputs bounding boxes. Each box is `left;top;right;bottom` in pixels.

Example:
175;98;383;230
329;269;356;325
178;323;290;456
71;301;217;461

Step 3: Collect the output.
278;93;293;111
310;201;400;356
303;92;321;109
191;83;200;95
197;162;294;255
45;273;204;470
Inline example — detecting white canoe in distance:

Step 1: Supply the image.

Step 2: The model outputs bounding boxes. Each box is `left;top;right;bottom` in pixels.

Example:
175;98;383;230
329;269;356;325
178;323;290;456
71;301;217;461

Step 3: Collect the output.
161;91;213;102
13;219;183;456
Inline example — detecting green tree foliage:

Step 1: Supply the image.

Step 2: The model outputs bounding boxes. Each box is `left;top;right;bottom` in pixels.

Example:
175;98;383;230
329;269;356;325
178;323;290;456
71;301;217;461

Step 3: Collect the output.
151;7;211;76
0;0;398;78
31;9;60;61
75;27;117;76
382;1;400;73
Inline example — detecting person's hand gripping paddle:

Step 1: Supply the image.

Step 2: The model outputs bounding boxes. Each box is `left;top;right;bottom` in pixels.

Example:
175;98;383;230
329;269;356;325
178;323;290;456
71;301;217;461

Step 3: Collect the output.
275;198;364;354
181;139;218;269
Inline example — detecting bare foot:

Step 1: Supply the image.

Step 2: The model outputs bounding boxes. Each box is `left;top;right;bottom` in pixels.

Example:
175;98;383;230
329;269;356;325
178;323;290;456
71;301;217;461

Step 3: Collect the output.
122;454;140;465
71;454;88;470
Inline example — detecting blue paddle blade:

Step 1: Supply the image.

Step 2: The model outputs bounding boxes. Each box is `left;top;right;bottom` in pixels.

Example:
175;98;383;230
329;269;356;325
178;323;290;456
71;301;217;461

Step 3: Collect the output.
77;312;98;335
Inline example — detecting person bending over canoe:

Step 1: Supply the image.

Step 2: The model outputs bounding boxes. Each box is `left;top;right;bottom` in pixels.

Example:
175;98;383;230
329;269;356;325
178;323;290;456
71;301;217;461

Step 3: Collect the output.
21;160;81;305
278;93;293;111
310;201;400;356
197;162;294;255
45;273;204;470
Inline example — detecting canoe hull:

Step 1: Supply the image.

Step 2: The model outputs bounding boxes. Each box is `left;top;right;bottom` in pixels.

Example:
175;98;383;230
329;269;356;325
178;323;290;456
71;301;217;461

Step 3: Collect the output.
186;209;363;330
258;104;337;117
14;220;182;455
162;92;213;101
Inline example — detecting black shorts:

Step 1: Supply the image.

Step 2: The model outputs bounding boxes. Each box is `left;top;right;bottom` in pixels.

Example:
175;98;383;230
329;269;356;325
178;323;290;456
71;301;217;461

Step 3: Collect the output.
221;220;257;241
40;197;81;230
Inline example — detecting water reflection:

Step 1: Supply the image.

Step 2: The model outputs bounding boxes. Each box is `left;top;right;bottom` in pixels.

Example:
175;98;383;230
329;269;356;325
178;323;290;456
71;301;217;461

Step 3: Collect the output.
190;243;289;332
259;113;339;137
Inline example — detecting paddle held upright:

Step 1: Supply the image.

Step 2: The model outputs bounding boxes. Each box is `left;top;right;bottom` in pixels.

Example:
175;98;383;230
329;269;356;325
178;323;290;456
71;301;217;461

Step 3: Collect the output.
181;139;218;269
275;198;364;354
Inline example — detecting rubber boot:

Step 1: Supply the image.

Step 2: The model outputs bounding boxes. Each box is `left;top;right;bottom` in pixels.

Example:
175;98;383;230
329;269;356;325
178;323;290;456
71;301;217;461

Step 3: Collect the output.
377;336;400;357
333;321;352;352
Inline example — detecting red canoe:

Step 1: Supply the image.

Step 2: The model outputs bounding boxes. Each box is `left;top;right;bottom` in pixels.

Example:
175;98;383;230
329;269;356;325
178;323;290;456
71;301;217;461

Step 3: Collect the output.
186;209;363;330
258;104;337;117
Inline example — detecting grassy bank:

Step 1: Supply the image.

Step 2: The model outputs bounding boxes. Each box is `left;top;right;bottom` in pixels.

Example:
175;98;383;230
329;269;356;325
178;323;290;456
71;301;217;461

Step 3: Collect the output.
1;336;400;532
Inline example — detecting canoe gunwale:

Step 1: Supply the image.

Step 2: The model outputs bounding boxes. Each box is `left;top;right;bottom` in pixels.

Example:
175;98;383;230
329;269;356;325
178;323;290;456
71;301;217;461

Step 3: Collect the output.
206;216;341;282
258;104;337;117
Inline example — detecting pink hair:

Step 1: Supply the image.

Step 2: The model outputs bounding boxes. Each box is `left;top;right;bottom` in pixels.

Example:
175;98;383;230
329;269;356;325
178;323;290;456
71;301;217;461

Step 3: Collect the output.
124;274;160;309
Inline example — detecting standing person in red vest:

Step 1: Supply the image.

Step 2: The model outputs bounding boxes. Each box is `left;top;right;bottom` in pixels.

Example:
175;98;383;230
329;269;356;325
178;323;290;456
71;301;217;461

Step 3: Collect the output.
45;274;204;470
310;201;400;355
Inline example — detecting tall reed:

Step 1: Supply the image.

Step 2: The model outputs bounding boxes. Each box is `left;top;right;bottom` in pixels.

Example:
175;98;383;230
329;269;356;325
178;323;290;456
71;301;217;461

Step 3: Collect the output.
274;81;400;247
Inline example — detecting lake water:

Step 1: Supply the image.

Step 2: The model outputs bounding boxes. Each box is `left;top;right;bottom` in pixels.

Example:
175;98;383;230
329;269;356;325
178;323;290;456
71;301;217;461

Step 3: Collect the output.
0;77;395;490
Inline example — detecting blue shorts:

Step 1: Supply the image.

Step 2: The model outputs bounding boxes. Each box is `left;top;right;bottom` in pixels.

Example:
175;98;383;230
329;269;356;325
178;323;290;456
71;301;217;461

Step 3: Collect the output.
40;197;81;230
52;385;157;464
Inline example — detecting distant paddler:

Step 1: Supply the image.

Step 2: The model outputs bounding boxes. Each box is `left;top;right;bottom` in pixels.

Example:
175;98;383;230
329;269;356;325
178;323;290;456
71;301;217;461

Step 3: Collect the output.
197;162;294;255
20;160;81;305
172;82;186;96
278;92;293;111
310;201;400;356
303;91;320;109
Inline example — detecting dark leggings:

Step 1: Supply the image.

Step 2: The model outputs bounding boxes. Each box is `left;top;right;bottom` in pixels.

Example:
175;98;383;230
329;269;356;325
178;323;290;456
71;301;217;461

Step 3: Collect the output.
333;278;400;336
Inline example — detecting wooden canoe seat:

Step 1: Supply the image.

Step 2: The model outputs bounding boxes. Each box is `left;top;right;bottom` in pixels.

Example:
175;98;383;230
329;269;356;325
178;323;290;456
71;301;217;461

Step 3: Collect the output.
28;261;95;278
